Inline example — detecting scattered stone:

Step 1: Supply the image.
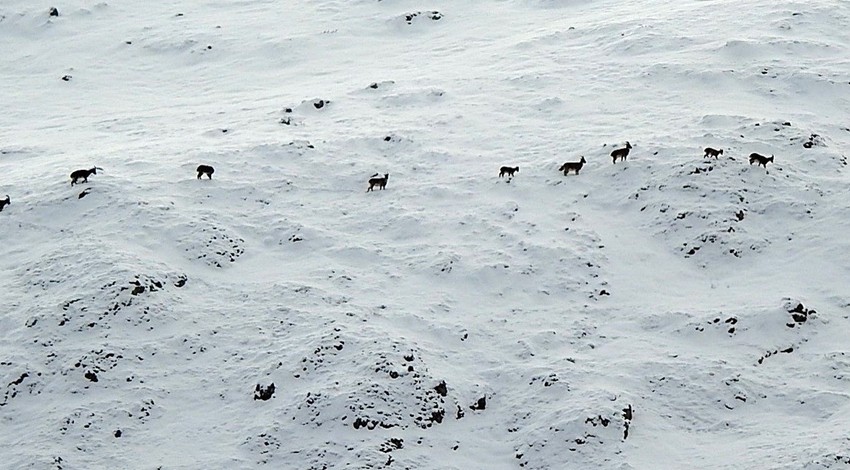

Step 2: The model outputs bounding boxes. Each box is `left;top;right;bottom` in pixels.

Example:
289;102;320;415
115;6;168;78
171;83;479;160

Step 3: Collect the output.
49;7;59;17
9;373;28;386
787;302;814;326
254;383;275;401
61;75;72;82
78;188;92;199
404;11;442;24
434;381;447;397
84;371;99;382
379;438;403;453
113;429;122;438
622;404;633;439
470;396;486;411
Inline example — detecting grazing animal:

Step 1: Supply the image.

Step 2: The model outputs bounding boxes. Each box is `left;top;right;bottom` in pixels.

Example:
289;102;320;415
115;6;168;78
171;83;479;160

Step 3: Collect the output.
611;141;632;163
70;167;101;186
196;165;215;179
749;153;774;168
0;195;9;212
499;166;519;178
704;147;724;159
559;156;587;175
367;173;389;192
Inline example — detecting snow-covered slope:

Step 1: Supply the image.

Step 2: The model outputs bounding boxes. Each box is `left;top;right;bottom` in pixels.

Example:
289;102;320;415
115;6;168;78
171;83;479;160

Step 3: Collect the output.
2;0;849;468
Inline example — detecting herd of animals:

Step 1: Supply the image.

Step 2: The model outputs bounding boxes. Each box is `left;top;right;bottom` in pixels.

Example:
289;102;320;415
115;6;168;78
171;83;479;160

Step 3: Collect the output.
0;143;776;214
499;142;774;179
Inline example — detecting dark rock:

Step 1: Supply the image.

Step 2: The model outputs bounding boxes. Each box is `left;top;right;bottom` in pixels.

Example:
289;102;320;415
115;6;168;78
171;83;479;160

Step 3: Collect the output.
434;381;447;397
61;75;72;82
369;82;379;89
9;373;28;386
49;7;59;17
114;430;122;438
470;396;486;410
84;371;99;382
254;383;275;401
313;99;325;109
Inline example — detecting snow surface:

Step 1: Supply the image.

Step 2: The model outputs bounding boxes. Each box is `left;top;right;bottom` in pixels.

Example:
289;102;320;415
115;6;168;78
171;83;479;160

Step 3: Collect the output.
2;0;850;468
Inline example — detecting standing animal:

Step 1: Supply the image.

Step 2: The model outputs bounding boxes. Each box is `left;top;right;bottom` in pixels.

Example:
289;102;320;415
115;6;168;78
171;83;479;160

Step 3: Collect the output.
70;167;101;186
704;147;724;159
749;153;774;168
196;165;215;179
367;173;389;192
0;195;9;212
499;166;519;178
559;156;587;175
611;141;632;163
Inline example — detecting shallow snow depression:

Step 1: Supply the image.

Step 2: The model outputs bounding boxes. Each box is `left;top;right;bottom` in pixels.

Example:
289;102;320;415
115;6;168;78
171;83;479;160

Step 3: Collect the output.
1;0;850;469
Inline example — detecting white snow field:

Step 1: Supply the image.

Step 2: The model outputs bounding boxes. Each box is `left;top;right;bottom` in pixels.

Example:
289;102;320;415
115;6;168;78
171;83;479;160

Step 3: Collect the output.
2;0;850;468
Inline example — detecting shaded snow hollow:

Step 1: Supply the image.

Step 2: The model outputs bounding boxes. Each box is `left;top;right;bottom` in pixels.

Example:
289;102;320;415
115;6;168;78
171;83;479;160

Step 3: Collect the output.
1;0;850;469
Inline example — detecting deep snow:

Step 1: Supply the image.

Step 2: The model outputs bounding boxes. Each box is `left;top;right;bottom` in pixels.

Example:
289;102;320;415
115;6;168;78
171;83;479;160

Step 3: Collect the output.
1;0;850;469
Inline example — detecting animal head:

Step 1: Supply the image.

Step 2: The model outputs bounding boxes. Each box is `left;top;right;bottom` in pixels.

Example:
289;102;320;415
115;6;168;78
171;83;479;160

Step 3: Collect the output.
1;195;8;203
769;155;774;162
625;141;632;149
719;149;724;155
384;173;389;179
580;156;586;163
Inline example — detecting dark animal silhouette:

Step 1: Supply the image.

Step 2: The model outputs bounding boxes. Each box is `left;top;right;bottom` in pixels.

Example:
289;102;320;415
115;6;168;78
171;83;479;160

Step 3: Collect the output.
499;166;519;178
748;153;774;168
559;156;587;175
0;195;9;212
196;165;215;179
70;167;101;186
611;141;632;163
367;173;389;192
704;147;724;159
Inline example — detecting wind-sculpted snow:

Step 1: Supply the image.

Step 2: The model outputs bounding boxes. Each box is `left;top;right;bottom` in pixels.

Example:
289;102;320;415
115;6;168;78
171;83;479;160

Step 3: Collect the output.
1;0;850;468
